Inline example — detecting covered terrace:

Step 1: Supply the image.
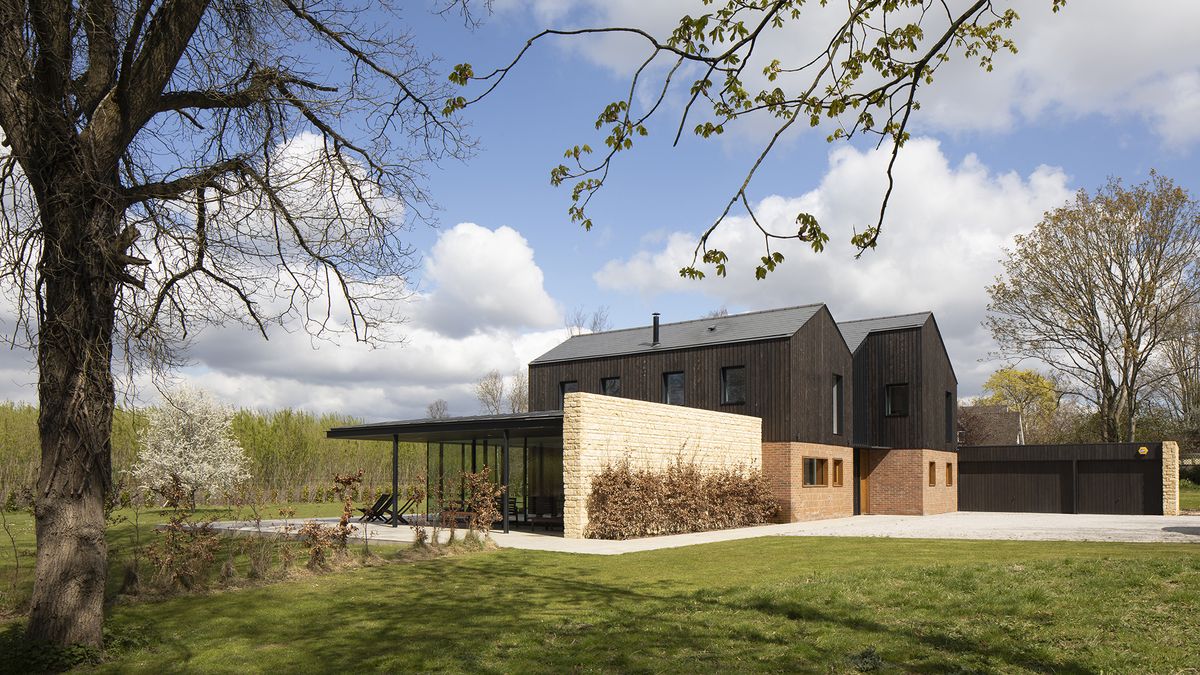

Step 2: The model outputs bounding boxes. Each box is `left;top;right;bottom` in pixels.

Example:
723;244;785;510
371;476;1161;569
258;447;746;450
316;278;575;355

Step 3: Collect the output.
327;411;565;533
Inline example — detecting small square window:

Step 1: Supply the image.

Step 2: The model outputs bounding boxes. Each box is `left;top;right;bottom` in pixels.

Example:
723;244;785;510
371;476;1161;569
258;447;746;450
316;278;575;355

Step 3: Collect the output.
928;461;937;487
559;381;578;409
663;371;685;405
946;462;954;487
803;457;828;487
832;459;844;487
721;366;746;405
886;383;909;417
601;377;621;397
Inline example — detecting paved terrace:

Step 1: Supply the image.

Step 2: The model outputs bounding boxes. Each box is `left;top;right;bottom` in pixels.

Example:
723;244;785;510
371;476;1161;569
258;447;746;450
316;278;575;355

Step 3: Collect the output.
211;511;1200;556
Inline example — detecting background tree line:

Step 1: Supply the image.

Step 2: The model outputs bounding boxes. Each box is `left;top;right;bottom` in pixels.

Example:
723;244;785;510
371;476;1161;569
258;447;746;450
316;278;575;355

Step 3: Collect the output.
982;172;1200;452
0;402;422;507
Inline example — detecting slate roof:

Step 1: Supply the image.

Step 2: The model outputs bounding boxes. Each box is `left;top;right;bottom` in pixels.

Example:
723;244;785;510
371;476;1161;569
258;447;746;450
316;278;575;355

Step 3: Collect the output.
529;304;825;364
836;312;932;352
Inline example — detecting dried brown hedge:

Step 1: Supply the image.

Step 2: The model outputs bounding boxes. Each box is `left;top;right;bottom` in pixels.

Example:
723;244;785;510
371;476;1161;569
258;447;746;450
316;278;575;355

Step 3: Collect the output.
584;459;778;539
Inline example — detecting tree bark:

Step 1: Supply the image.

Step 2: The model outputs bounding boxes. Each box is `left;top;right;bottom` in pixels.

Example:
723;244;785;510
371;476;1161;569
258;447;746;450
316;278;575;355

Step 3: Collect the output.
25;185;120;647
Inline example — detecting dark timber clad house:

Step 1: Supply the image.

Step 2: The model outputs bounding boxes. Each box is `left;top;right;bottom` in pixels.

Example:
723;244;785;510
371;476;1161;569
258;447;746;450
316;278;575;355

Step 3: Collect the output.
529;304;958;521
329;303;960;538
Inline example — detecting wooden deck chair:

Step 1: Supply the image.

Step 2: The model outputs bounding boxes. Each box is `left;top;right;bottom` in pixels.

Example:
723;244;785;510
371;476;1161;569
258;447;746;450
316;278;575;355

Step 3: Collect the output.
357;493;392;523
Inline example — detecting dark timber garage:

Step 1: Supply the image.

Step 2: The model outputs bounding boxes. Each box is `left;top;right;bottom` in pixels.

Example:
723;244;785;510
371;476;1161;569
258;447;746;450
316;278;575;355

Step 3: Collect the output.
957;442;1180;516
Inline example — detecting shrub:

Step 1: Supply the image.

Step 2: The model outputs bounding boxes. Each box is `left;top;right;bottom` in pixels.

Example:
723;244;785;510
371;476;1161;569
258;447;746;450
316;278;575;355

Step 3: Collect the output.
1180;463;1200;484
585;459;778;539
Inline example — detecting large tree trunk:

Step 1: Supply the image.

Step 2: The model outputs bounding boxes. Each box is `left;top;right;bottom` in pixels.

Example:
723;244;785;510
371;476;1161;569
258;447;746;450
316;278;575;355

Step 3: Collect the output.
25;191;120;647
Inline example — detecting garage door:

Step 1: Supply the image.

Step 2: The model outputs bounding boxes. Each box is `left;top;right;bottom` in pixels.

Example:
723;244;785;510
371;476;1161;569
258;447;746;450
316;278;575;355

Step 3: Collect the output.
957;443;1164;516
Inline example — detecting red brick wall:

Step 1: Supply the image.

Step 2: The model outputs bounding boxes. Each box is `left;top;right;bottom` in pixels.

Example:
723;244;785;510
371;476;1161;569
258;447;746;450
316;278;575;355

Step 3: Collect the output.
865;448;958;515
921;449;958;514
762;442;854;521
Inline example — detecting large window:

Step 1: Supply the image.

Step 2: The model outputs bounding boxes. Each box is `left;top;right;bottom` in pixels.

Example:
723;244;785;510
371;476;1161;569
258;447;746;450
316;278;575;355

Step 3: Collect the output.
832;374;844;435
662;371;685;405
945;391;955;442
559;381;578;409
885;383;909;417
803;457;828;487
601;377;621;397
721;366;746;405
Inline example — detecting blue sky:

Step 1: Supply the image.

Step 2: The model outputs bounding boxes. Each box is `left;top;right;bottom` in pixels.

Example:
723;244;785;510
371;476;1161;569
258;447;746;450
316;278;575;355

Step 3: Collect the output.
3;0;1199;419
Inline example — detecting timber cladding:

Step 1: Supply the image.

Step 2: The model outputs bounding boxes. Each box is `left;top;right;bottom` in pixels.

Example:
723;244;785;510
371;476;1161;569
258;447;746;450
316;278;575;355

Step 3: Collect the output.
851;317;957;452
957;442;1172;515
561;392;762;539
530;306;853;445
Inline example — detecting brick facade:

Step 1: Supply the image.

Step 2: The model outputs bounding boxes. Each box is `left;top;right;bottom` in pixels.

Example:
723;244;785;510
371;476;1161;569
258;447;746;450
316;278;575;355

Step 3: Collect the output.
862;448;957;515
762;442;854;521
1163;440;1180;516
561;392;762;538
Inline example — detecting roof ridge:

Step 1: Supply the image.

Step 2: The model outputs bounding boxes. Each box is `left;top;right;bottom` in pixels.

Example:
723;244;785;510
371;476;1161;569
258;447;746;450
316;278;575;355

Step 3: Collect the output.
573;302;825;338
837;311;931;325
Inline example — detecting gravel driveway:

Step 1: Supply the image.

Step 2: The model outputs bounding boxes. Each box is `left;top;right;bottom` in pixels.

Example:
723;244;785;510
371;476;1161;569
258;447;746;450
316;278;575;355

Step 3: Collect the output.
778;511;1200;544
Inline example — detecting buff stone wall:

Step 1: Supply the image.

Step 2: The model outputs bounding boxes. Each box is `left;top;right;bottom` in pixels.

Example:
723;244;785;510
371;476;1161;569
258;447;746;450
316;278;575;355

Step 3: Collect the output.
762;442;854;521
561;392;763;539
1163;441;1180;516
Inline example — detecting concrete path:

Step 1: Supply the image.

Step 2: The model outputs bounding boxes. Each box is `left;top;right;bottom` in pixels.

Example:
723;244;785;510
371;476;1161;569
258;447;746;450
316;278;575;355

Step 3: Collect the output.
776;511;1200;544
211;511;1200;556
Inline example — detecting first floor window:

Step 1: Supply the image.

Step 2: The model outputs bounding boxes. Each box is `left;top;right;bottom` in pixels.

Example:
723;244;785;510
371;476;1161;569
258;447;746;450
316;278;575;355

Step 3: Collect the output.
803;457;828;487
832;459;844;487
945;391;955;442
559;381;578;409
663;371;685;405
721;366;746;405
886;383;909;417
601;377;621;397
832;374;844;435
928;461;937;487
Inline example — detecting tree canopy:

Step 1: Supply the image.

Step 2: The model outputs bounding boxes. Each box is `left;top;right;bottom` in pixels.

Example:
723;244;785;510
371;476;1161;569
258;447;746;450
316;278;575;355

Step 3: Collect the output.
452;0;1061;279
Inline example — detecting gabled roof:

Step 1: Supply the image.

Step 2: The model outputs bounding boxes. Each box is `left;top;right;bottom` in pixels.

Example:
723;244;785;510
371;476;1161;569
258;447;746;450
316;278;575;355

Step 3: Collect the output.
530;304;824;364
836;311;932;352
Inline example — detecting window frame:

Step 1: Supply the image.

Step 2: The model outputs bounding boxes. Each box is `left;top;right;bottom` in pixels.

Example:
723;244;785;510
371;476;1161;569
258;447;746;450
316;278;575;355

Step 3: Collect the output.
885;383;910;417
720;365;747;405
928;461;937;487
946;462;954;487
559;381;579;409
945;391;955;443
802;457;829;487
832;373;844;435
662;371;686;406
832;458;844;487
601;377;621;397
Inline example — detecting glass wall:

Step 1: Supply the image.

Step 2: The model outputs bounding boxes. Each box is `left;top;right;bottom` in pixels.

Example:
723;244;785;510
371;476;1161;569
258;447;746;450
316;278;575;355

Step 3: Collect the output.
424;435;564;528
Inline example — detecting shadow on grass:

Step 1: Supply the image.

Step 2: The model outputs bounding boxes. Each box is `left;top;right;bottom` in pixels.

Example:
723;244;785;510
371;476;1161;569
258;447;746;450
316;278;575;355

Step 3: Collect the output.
102;546;1110;674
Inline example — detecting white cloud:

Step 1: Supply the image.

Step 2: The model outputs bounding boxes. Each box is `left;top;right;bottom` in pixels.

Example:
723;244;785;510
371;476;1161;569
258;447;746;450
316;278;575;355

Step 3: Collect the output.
594;137;1075;395
507;0;1200;146
0;222;571;421
414;222;560;337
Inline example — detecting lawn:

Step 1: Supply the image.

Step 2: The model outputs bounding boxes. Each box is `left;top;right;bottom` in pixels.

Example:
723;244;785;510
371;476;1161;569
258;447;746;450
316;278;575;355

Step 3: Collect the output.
2;509;1199;673
1181;481;1200;511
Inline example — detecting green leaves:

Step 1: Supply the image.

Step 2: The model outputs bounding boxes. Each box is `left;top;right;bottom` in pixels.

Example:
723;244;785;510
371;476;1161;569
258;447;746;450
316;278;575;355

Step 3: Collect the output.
448;63;474;86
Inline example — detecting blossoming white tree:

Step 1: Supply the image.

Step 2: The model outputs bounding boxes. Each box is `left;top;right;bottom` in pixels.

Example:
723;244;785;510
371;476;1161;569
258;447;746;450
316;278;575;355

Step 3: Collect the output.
132;388;251;506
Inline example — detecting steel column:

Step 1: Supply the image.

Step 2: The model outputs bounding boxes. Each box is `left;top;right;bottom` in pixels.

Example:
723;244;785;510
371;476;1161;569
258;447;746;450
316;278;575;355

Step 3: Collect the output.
502;430;510;534
391;434;399;527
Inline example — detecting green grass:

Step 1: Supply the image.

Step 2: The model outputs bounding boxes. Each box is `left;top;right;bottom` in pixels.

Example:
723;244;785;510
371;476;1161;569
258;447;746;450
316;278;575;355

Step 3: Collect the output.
1181;481;1200;511
0;501;360;622
3;507;1199;672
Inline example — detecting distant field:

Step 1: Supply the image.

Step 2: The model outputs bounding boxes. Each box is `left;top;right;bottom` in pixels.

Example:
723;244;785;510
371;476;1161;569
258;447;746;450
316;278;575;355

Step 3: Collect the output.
1182;482;1200;511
